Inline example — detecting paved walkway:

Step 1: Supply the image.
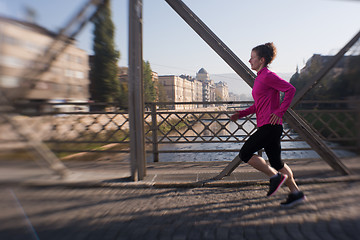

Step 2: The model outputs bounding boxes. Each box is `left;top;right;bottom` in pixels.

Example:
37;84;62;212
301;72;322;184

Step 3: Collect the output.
0;156;360;239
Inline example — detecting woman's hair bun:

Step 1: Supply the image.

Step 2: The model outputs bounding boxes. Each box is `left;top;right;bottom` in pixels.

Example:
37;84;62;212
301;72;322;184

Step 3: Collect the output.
253;42;277;66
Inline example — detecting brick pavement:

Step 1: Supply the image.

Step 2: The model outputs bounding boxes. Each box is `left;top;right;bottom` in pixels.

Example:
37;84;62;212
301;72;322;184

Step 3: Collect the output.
1;157;360;188
1;180;360;240
1;156;360;239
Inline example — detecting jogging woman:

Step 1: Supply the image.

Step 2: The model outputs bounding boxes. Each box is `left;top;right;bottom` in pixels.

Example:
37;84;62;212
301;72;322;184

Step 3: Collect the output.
231;42;306;207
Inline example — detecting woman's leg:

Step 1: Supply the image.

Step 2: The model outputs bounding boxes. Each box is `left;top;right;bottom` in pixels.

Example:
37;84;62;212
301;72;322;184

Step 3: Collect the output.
279;164;299;193
241;126;280;177
262;125;300;193
279;164;306;206
248;154;278;177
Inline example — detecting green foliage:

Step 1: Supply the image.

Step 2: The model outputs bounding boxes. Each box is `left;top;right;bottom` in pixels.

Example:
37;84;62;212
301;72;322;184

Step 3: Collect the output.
46;129;130;158
143;61;156;102
118;81;128;109
290;55;360;100
300;111;358;151
118;60;157;107
327;56;360;99
157;118;189;134
90;0;120;103
291;55;360;151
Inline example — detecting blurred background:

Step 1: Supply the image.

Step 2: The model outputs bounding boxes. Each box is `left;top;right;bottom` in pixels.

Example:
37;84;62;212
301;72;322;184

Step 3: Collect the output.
0;0;359;167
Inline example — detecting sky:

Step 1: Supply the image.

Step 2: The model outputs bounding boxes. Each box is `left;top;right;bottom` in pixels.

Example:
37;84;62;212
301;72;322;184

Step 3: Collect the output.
1;0;360;80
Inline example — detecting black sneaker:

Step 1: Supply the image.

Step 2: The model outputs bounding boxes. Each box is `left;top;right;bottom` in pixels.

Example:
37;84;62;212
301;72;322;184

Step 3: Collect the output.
281;191;307;207
267;173;288;197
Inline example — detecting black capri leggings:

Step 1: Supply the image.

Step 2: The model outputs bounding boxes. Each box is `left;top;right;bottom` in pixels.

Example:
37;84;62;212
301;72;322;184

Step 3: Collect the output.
239;124;284;171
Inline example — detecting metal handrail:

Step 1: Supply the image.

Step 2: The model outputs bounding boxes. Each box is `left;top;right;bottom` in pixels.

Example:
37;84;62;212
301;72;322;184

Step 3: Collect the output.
6;100;358;162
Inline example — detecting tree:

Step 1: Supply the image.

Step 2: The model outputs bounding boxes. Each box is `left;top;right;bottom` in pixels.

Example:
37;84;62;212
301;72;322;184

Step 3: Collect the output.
143;61;156;102
290;55;360;101
90;0;120;104
329;55;360;99
290;55;328;100
118;81;128;109
114;61;156;109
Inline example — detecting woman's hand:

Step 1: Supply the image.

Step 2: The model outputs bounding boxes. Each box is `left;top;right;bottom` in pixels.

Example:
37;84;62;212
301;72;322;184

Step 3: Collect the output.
230;112;240;122
270;113;281;125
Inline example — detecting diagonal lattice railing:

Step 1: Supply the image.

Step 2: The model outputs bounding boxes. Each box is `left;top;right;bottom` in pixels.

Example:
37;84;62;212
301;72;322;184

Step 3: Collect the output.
295;100;359;151
5;100;357;162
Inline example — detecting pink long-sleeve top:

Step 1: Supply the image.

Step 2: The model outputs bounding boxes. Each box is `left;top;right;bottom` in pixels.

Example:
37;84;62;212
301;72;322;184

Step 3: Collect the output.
238;67;296;127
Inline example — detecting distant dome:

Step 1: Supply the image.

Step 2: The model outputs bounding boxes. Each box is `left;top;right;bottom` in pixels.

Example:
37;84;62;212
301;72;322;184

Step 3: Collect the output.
198;68;208;74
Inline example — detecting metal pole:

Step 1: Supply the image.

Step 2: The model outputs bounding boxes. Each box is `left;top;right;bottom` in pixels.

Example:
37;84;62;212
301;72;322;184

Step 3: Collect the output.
165;0;256;87
128;0;146;180
0;91;69;178
357;101;360;154
150;103;159;162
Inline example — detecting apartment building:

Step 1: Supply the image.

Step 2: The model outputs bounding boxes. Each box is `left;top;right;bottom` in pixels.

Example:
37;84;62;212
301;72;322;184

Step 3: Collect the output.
118;66;128;83
118;66;158;83
196;68;216;103
215;81;229;101
0;16;89;108
158;75;203;109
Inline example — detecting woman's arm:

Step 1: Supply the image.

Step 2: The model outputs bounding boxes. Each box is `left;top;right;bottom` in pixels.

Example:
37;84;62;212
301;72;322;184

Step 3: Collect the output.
230;104;256;121
267;73;296;118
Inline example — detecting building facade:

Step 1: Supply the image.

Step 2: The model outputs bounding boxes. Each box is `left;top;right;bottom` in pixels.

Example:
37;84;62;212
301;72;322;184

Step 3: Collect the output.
215;81;229;101
158;68;231;109
196;68;216;103
118;66;128;83
158;75;203;109
0;16;90;106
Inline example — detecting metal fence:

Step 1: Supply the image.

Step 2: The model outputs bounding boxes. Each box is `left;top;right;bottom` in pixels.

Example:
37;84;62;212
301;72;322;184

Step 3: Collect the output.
295;100;359;151
13;100;358;162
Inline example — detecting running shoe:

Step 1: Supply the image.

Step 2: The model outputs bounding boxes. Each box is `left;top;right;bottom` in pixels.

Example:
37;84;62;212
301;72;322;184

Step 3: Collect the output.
281;191;307;207
267;173;288;197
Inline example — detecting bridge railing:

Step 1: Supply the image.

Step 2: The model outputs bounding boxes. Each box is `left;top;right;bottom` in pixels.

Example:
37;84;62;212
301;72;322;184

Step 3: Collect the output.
9;100;359;162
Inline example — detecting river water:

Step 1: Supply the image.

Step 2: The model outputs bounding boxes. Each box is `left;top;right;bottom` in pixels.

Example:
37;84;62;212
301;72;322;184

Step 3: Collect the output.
148;120;356;162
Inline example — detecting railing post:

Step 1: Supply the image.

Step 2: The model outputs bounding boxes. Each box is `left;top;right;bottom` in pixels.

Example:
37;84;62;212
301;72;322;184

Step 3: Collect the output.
150;102;159;162
128;0;146;181
357;101;360;154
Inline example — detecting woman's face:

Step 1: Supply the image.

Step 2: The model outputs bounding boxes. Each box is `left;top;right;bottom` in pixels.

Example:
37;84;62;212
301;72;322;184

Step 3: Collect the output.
249;50;264;72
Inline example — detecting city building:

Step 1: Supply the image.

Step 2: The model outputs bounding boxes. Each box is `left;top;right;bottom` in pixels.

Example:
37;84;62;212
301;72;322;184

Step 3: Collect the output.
118;66;159;84
215;81;229;101
117;66;161;102
117;66;230;109
228;92;241;101
118;66;128;83
0;16;90;111
151;71;158;83
196;68;216;103
300;54;351;77
180;74;203;107
196;67;210;81
158;75;203;109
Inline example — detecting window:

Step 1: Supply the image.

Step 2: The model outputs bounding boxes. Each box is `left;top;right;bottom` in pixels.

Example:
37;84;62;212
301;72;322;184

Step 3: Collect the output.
0;56;28;68
76;85;83;92
0;76;20;88
3;35;19;46
76;56;83;64
75;71;84;79
65;69;73;77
